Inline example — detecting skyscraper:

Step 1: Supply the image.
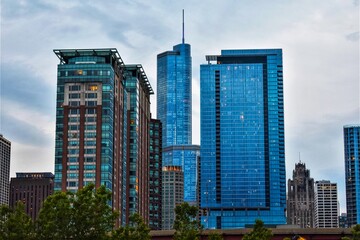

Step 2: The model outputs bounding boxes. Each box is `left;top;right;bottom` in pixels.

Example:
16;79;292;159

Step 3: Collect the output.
9;172;54;220
344;124;360;226
124;64;153;223
314;180;339;228
200;49;286;229
287;162;315;228
156;10;199;216
54;49;127;221
0;134;11;206
157;20;192;147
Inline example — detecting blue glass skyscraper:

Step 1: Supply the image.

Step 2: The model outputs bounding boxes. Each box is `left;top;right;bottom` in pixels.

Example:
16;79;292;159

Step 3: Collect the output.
344;124;360;226
157;12;199;216
157;43;192;146
200;49;286;229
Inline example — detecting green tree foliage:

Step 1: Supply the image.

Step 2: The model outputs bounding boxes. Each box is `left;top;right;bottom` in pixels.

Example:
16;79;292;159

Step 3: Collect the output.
36;183;118;239
0;202;35;240
242;219;273;240
352;225;360;240
112;213;150;240
36;191;73;239
208;231;224;240
173;202;202;240
341;224;360;240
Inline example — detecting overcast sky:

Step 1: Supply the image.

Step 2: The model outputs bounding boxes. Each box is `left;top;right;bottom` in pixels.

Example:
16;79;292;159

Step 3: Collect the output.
1;0;359;213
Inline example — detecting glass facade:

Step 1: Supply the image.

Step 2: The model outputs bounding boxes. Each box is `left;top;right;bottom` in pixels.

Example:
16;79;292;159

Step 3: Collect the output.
157;43;192;147
163;145;200;205
344;124;360;226
200;49;286;229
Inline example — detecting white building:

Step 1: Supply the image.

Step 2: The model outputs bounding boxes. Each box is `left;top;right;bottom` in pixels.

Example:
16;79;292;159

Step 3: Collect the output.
314;180;339;228
0;134;11;206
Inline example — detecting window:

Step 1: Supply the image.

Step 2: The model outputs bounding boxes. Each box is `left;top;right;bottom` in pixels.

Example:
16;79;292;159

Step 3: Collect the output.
69;85;80;91
88;85;98;91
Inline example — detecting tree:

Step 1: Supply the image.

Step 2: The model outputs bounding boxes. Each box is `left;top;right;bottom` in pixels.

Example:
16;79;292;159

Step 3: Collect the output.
352;225;360;240
0;202;35;240
112;213;150;240
341;224;360;240
173;202;202;240
208;231;224;240
36;184;118;239
242;219;273;240
36;191;74;239
71;184;117;239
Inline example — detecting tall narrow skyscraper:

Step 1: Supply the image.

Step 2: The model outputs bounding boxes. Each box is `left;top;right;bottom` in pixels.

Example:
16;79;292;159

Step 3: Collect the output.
287;162;315;228
157;11;192;147
157;12;200;228
200;49;286;229
124;64;153;223
0;134;11;206
344;124;360;226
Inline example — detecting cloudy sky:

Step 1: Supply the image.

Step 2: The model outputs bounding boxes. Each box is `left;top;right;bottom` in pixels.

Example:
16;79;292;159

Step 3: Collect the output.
1;0;359;213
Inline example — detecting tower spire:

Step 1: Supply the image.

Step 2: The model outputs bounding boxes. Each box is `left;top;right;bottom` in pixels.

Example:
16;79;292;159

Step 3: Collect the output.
182;9;185;44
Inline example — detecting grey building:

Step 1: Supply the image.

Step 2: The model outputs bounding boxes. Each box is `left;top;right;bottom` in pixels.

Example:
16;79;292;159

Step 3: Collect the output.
287;162;315;228
162;166;184;230
0;134;11;206
314;180;339;228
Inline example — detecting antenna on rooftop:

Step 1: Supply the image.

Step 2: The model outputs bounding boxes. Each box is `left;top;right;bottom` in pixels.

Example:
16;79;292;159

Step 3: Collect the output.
299;152;301;163
182;9;185;44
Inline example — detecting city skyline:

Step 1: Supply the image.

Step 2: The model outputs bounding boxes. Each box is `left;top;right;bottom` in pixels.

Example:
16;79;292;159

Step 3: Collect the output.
1;0;359;215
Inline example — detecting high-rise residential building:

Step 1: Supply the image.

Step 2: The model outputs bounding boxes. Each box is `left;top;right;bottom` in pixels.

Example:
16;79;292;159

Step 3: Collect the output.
314;180;339;228
344;124;360;226
287;162;315;228
0;134;11;206
156;10;200;224
53;49;153;225
124;65;153;223
162;166;184;230
9;172;54;220
149;119;162;230
200;49;286;229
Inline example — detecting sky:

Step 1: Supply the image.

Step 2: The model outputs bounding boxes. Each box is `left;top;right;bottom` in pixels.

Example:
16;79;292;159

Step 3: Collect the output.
0;0;359;214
